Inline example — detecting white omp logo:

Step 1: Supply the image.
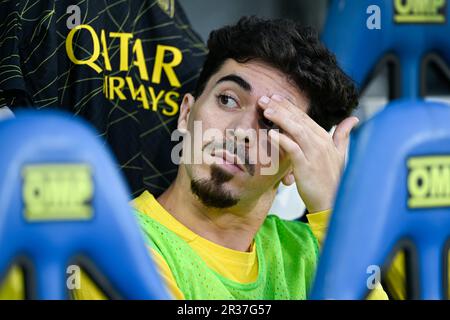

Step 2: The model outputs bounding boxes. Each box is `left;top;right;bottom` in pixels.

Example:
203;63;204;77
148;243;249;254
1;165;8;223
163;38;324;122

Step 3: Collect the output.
366;265;381;289
171;121;280;176
66;265;81;290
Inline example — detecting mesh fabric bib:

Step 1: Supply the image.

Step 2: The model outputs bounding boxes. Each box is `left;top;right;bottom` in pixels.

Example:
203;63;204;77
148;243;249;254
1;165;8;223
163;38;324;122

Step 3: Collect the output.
136;212;318;300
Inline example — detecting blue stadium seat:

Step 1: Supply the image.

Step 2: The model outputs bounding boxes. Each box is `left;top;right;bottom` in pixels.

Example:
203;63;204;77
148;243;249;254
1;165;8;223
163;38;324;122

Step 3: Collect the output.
322;0;450;98
310;100;450;300
0;111;169;299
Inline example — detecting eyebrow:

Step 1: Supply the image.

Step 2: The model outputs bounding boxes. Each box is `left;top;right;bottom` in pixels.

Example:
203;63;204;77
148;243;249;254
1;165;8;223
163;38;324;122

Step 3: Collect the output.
215;74;252;92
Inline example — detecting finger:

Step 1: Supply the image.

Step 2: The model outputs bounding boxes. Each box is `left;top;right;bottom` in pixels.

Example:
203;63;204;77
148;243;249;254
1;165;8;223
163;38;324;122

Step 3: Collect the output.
262;102;319;154
332;116;359;155
268;129;306;162
269;94;329;139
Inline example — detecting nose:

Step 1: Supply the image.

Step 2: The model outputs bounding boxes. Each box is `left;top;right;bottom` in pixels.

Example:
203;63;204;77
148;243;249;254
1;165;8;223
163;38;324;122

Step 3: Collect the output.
227;110;259;148
234;128;253;145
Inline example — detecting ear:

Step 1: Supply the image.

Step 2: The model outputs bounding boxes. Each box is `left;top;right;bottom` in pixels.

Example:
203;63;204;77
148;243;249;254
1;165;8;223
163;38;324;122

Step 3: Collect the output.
281;171;295;186
178;93;195;134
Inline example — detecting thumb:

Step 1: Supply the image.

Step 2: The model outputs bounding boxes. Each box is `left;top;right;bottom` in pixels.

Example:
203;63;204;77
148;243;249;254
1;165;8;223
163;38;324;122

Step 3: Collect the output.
333;116;359;155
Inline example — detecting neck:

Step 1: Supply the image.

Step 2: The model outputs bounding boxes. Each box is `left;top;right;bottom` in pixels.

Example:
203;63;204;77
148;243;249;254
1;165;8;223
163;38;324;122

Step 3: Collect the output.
157;166;275;252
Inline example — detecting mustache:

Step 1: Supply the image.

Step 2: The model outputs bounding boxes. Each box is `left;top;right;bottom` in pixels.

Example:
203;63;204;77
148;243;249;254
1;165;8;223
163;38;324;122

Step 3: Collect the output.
202;139;255;176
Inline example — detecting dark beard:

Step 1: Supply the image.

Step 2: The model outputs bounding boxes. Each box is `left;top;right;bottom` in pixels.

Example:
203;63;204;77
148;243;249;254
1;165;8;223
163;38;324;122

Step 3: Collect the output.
190;164;240;208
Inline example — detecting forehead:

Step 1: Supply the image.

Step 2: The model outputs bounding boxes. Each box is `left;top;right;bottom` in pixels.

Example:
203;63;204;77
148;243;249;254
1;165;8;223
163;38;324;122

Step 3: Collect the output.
207;59;308;110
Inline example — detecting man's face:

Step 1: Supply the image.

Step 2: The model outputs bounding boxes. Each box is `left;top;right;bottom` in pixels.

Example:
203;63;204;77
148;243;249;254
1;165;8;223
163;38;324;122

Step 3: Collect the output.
179;59;309;208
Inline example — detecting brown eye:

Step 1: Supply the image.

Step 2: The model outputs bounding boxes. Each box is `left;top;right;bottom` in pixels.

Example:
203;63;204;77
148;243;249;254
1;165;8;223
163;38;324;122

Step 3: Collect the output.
218;94;238;109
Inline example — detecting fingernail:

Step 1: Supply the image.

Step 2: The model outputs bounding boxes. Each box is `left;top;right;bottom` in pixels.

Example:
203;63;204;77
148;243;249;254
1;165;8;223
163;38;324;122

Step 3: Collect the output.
264;108;274;115
259;96;270;104
271;94;283;102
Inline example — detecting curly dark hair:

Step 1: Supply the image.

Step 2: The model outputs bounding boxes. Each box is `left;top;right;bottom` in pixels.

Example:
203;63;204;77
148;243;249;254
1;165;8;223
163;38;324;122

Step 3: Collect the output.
194;16;358;131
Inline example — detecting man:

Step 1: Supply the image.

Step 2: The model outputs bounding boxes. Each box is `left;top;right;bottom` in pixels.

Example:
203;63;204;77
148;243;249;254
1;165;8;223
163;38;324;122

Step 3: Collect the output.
129;16;388;299
0;14;386;301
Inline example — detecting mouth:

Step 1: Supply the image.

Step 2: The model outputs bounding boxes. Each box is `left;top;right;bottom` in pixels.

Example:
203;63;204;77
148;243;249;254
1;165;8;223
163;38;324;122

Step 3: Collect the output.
211;150;246;174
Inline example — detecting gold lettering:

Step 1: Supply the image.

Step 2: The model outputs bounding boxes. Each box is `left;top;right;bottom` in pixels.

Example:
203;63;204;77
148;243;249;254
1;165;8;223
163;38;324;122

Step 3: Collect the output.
100;29;112;71
126;77;150;110
110;32;133;71
66;24;102;73
148;87;165;112
163;91;180;116
108;76;127;100
132;39;149;81
152;44;182;87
